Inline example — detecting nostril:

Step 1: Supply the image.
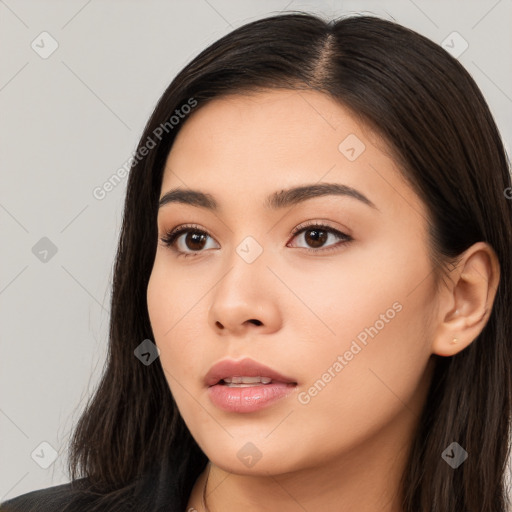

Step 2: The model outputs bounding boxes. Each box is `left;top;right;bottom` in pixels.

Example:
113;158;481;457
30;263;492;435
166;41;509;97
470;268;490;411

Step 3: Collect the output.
248;319;262;326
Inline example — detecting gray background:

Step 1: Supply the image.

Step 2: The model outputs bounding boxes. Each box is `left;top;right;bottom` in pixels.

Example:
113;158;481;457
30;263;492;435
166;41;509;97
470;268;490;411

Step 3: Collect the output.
1;0;511;501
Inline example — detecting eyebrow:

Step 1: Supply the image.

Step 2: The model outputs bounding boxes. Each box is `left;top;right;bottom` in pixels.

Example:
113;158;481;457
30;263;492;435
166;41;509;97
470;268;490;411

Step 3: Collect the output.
158;183;378;211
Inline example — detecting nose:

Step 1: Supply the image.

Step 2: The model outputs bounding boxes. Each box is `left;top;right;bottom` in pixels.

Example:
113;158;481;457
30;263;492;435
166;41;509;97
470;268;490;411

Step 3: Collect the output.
207;255;282;337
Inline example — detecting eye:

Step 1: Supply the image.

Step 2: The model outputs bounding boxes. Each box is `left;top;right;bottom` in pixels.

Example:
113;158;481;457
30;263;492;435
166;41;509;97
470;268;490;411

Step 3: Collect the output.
287;221;352;254
159;224;219;258
159;221;353;258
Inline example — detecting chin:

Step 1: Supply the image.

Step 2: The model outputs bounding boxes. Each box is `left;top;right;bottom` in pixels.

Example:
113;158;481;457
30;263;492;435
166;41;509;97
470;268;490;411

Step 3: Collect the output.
201;437;309;477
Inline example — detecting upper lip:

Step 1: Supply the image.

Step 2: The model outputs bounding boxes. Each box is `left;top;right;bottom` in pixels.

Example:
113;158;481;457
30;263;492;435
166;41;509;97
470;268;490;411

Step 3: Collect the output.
205;358;297;387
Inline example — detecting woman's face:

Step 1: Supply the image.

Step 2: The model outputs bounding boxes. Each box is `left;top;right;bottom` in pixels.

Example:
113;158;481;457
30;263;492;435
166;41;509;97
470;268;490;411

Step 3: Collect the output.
147;89;438;476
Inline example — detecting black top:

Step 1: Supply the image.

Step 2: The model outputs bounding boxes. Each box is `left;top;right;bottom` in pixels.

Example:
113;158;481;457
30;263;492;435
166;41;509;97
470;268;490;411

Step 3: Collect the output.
0;458;198;512
0;480;89;512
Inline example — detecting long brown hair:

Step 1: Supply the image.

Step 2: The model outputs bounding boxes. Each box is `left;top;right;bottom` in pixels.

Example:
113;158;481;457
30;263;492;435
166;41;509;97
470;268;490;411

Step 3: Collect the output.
64;12;512;511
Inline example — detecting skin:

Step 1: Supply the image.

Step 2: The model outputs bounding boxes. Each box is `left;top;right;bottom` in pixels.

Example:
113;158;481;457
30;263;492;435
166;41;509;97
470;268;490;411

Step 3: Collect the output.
146;89;499;512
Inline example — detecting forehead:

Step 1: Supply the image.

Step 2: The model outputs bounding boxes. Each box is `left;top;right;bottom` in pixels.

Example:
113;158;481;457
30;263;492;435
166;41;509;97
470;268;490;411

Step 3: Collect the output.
166;89;366;162
159;89;424;221
164;90;361;182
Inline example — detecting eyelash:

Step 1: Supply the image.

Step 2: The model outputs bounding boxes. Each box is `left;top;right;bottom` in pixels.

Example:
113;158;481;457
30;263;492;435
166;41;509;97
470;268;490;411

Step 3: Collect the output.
159;221;353;259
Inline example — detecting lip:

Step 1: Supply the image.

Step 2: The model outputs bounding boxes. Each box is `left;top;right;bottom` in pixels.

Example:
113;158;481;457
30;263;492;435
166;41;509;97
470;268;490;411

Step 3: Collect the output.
205;358;298;413
204;357;297;387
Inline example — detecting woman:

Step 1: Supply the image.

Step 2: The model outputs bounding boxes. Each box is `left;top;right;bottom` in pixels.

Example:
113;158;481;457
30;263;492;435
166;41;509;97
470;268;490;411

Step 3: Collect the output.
2;11;511;512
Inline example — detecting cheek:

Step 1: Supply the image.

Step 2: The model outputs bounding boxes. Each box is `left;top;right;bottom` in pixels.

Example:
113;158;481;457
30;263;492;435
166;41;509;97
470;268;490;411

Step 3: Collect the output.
291;251;436;442
283;304;433;471
146;259;203;386
147;254;205;340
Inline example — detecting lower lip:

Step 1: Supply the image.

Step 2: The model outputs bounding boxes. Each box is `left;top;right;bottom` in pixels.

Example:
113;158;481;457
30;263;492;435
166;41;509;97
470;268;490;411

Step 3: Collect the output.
207;382;296;413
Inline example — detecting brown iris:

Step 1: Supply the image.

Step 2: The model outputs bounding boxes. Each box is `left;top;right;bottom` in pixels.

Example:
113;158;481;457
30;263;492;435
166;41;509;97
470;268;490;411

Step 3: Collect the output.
304;228;328;248
185;232;208;251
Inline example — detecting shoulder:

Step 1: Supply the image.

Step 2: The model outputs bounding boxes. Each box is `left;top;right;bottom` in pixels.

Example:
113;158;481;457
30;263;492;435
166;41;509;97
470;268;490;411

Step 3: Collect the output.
0;479;93;512
0;457;200;512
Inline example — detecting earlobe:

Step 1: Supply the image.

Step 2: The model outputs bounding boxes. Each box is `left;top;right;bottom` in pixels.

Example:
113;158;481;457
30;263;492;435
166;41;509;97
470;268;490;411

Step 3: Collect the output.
431;242;500;357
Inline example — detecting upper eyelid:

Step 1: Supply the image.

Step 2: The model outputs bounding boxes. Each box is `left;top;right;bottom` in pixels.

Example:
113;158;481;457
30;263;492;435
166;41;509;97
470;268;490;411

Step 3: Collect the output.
291;220;348;234
163;221;348;237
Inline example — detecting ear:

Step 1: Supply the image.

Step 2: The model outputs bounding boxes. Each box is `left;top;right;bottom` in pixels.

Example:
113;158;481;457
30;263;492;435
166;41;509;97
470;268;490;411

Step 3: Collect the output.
431;242;500;357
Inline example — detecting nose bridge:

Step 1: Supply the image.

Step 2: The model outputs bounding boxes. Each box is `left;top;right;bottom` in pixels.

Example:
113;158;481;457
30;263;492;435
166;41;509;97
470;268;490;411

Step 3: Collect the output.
208;232;277;333
214;233;268;304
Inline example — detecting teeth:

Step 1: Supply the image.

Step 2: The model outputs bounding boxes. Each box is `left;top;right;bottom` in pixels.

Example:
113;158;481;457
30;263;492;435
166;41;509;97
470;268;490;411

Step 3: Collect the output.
222;376;273;386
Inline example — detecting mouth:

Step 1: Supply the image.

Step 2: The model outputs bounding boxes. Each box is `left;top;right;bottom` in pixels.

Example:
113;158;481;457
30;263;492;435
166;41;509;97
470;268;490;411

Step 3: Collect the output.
218;376;283;387
205;358;298;413
204;357;298;388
